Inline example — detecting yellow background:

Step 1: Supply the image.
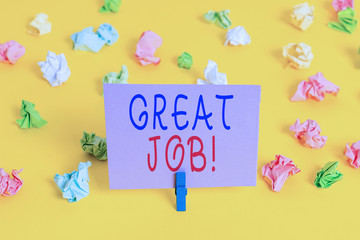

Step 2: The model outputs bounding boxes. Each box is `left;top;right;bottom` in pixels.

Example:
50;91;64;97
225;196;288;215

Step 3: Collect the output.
1;0;359;239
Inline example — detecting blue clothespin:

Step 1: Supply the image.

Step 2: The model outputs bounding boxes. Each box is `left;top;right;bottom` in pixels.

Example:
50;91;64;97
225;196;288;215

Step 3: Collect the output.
175;172;187;211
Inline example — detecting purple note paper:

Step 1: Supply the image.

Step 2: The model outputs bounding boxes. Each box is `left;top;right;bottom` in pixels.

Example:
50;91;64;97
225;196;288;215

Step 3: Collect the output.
104;84;261;189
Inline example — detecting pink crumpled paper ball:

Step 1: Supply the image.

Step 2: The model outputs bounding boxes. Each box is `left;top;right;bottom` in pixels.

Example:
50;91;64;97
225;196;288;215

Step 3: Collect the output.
289;119;327;149
134;31;162;66
0;40;25;64
0;168;23;196
344;140;360;168
291;72;339;102
332;0;354;12
262;155;301;192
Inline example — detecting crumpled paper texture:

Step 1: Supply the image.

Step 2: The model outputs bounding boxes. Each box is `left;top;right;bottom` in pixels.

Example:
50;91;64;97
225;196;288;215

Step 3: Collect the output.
344;140;360;168
262;155;301;192
283;42;313;69
328;7;357;34
71;23;119;53
102;65;128;95
0;40;25;64
224;26;251;46
80;131;107;160
314;161;343;188
38;51;71;87
134;31;162;65
16;100;47;129
177;52;193;69
100;0;121;13
332;0;354;12
197;60;227;85
289;119;327;149
204;10;232;29
291;3;314;31
0;169;23;197
291;72;340;101
28;13;51;36
54;161;92;203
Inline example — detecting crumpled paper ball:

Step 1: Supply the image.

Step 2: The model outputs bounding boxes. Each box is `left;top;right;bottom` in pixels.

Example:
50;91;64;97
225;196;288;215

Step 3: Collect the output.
224;26;251;46
289;119;327;149
134;31;163;65
177;52;193;69
0;40;25;64
100;0;121;13
291;72;340;101
283;42;313;69
16;100;47;129
344;140;360;168
291;3;314;31
54;161;92;203
80;131;107;160
0;168;23;197
204;10;232;29
262;155;301;192
38;51;71;87
28;13;51;36
102;65;128;95
197;60;227;85
332;0;354;12
328;7;357;34
71;23;119;53
314;161;343;188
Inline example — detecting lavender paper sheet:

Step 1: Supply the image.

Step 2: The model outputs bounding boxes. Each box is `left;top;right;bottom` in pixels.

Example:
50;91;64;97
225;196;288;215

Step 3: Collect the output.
104;84;261;189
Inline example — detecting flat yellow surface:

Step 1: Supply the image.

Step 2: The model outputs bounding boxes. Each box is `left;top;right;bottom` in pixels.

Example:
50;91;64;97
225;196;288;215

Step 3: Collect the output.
1;0;359;239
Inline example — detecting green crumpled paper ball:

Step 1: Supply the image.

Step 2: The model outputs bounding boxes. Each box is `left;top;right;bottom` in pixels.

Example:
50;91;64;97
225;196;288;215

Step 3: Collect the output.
99;0;121;13
177;52;193;69
16;100;47;129
102;65;128;96
314;161;343;188
80;131;107;160
328;7;357;34
204;10;232;29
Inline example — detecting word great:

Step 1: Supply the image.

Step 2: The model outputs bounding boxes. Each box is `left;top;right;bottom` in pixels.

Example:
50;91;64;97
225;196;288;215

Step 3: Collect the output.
129;94;234;131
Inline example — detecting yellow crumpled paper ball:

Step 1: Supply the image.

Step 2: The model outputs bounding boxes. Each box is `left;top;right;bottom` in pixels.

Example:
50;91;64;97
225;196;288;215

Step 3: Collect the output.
283;42;314;69
28;13;51;36
291;3;314;31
